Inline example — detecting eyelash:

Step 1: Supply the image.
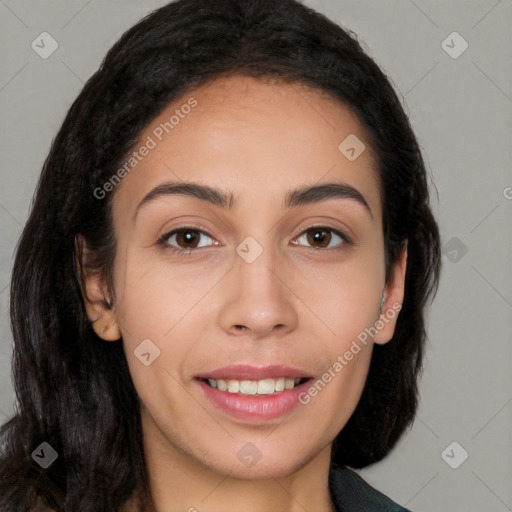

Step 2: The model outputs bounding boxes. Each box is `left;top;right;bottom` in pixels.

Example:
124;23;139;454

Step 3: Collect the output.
157;225;353;254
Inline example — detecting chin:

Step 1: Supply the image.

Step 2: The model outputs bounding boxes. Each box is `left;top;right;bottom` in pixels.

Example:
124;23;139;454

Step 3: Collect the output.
199;439;316;480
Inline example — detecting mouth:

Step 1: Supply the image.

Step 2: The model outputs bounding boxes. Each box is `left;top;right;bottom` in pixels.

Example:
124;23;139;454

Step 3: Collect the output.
198;376;310;396
193;365;313;424
193;364;314;420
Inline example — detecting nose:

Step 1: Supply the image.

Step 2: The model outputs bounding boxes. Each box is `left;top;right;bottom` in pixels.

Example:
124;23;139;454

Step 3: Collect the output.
217;241;299;340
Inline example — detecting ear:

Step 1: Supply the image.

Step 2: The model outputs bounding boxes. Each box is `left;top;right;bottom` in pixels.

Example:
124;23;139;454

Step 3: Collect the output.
75;235;121;342
373;243;407;345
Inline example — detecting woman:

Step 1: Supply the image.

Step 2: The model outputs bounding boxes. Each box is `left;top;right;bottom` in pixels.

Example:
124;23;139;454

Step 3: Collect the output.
0;0;441;510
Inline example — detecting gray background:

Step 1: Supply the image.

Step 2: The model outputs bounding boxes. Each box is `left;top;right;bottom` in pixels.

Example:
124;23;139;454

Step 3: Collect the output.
0;1;511;510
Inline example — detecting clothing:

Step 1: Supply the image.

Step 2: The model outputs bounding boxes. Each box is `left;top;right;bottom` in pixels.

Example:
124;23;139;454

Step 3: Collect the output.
28;462;412;511
329;462;412;511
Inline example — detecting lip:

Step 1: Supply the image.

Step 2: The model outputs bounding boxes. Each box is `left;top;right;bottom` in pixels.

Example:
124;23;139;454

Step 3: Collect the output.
194;364;313;380
195;377;312;421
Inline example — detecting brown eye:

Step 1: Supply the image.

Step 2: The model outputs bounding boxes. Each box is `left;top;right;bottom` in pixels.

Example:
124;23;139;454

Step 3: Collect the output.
307;228;331;248
163;228;214;250
294;227;349;249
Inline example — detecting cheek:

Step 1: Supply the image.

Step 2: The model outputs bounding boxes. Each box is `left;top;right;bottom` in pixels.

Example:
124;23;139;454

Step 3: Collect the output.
298;335;373;439
112;250;218;394
291;252;384;333
112;245;215;339
290;249;383;416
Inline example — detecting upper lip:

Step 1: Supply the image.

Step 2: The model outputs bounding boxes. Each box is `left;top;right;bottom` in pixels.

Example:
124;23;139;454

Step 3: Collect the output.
195;364;313;380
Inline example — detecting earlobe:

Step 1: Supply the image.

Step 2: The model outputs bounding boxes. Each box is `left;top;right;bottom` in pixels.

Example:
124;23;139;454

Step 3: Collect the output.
91;307;122;341
75;234;121;342
373;243;407;345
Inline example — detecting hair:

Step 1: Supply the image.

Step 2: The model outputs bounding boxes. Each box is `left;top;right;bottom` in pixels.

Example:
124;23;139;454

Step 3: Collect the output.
0;0;441;510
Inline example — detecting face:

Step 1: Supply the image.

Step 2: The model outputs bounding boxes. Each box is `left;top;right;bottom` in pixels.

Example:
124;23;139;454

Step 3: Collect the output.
84;74;406;480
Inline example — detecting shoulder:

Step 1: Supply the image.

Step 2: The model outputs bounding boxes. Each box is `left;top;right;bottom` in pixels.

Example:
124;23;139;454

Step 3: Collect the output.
328;462;412;512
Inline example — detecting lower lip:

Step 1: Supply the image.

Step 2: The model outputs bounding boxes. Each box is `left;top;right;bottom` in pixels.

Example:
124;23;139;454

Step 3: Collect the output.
195;379;311;421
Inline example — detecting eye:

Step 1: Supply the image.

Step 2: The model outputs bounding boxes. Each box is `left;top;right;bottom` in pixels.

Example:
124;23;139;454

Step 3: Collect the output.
158;225;351;253
160;227;215;251
293;227;351;249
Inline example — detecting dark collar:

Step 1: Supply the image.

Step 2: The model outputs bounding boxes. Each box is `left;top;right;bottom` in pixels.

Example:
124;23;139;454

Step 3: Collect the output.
328;462;412;512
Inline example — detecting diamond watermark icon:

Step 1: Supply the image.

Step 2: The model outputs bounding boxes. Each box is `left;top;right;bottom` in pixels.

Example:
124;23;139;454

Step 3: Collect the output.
338;134;365;161
134;338;161;366
237;442;263;468
443;237;468;263
236;236;263;264
441;32;468;59
32;442;58;469
441;441;468;469
31;32;59;59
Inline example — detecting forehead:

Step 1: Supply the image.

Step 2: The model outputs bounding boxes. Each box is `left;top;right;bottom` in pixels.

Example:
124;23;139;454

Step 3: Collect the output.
112;74;381;221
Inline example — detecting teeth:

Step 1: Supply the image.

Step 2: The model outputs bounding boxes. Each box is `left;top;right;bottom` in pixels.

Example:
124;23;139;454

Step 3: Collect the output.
227;380;240;393
257;378;275;395
240;380;258;395
205;377;304;395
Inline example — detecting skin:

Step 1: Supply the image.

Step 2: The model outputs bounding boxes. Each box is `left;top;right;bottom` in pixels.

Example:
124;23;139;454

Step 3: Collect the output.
82;74;407;512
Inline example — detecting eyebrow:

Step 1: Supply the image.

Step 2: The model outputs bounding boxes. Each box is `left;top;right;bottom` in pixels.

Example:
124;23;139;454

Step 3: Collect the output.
134;180;373;219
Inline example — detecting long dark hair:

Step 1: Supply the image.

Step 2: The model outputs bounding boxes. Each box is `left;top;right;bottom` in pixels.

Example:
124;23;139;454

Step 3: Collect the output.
0;0;441;510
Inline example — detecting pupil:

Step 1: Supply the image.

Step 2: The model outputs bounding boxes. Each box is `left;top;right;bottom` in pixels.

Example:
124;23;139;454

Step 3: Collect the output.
180;230;197;248
309;229;330;248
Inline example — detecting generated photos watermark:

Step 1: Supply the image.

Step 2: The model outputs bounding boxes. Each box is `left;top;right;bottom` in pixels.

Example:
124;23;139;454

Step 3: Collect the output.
298;302;402;405
93;97;198;200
